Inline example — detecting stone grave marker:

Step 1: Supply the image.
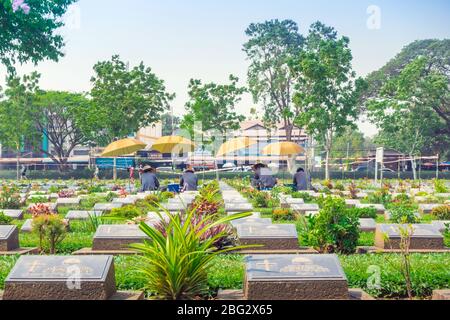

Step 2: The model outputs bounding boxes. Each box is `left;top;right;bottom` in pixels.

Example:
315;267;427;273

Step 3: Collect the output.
359;218;376;232
430;221;450;234
161;202;188;213
375;224;445;250
0;225;20;251
237;224;298;250
345;199;360;208
112;197;136;205
3;255;116;300
92;225;149;251
224;202;253;213
291;203;319;215
1;209;24;220
20;219;33;233
93;202;123;212
419;204;442;214
55;197;81;208
65;210;104;221
244;254;348;300
230;217;272;228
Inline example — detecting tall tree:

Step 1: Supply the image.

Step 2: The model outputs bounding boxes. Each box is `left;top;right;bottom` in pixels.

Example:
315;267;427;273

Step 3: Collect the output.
0;72;40;179
161;113;181;136
31;90;94;171
368;57;449;178
290;22;366;179
181;75;246;136
0;0;77;71
89;55;174;145
243;19;304;141
365;39;450;159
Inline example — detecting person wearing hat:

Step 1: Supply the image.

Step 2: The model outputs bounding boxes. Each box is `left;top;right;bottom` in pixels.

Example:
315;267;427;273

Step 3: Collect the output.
180;165;198;192
140;165;160;191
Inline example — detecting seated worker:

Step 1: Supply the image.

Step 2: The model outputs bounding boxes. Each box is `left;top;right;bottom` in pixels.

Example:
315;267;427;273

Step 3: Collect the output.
251;163;265;189
259;167;278;190
293;167;311;191
180;165;198;191
140;165;160;191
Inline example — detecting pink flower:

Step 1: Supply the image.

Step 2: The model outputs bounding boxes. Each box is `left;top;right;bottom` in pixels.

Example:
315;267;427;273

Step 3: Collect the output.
12;0;30;14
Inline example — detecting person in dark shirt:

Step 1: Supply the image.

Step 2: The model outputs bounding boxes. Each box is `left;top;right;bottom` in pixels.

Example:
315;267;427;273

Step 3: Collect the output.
140;165;160;191
180;166;198;191
293;167;310;191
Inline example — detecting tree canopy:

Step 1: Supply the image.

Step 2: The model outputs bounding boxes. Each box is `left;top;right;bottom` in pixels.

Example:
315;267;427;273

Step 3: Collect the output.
181;75;246;137
243;19;304;141
0;0;77;71
89;55;174;145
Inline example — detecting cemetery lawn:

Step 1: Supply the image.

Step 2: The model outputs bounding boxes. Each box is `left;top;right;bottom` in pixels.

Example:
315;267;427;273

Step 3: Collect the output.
1;253;448;299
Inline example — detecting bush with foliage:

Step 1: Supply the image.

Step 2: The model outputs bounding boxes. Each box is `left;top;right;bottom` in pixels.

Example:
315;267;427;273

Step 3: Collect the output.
431;204;450;220
434;179;448;193
272;208;293;221
130;209;251;300
109;205;143;220
388;204;419;223
347;207;377;219
0;185;22;209
299;197;360;254
291;192;314;203
57;189;75;198
32;214;68;254
0;212;13;225
28;203;54;217
348;182;359;199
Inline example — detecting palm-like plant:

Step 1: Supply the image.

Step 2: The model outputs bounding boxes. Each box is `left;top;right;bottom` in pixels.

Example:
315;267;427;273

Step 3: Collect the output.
130;208;253;300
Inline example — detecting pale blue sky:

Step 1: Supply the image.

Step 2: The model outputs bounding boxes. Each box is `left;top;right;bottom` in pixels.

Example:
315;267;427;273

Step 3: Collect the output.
3;0;450;136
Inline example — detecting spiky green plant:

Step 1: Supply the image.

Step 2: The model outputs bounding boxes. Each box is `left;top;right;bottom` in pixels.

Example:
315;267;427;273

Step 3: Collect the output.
130;208;254;300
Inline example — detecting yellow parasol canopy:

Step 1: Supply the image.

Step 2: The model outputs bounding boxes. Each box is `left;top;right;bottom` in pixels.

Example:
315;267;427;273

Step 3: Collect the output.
216;137;258;157
262;141;305;156
101;138;147;157
151;136;195;154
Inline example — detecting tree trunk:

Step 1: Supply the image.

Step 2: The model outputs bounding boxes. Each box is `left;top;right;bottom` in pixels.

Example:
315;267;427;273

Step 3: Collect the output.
410;155;417;180
16;145;20;181
325;148;330;180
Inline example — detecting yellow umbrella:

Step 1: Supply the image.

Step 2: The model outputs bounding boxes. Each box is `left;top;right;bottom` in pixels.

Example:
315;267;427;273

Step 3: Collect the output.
101;138;147;157
151;136;195;154
262;141;305;156
216;137;258;157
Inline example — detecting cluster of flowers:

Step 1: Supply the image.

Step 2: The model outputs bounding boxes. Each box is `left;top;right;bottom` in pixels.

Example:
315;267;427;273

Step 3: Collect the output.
12;0;30;14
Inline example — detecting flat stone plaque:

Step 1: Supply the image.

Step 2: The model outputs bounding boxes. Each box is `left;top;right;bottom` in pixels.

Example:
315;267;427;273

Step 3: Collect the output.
112;197;136;205
359;218;376;232
231;217;272;228
291;203;319;214
419;204;442;214
1;209;24;220
431;221;450;234
161;202;188;213
244;254;348;300
3;255;116;300
20;219;33;233
0;225;20;251
227;212;261;218
237;224;298;250
65;210;104;220
93;203;123;211
345;199;361;208
375;224;445;250
224;202;254;213
92;225;149;251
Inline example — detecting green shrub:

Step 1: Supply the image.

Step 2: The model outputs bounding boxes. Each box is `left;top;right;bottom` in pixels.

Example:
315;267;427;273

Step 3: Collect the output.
109;205;142;220
431;205;450;220
299;197;360;254
0;185;22;209
291;192;313;203
130;209;252;300
389;204;419;223
32;214;68;254
272;208;294;221
0;212;13;225
434;179;448;193
347;207;377;219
